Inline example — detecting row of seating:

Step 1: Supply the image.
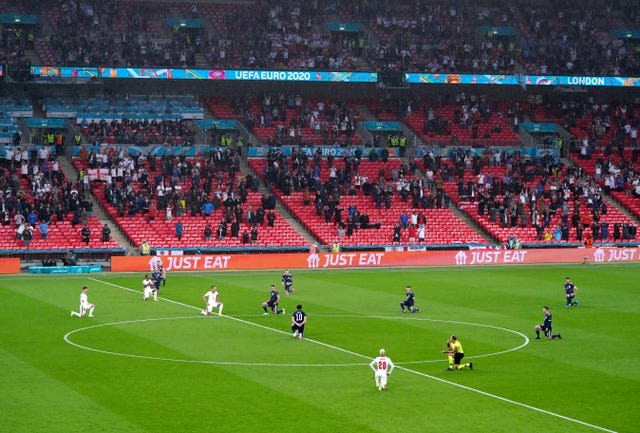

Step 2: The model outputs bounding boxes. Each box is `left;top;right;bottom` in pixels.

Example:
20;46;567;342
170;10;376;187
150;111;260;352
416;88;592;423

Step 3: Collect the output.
249;157;487;246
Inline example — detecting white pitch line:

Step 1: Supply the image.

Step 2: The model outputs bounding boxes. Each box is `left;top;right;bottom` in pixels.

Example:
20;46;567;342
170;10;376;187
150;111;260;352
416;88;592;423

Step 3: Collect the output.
64;316;365;368
230;313;529;364
86;277;618;433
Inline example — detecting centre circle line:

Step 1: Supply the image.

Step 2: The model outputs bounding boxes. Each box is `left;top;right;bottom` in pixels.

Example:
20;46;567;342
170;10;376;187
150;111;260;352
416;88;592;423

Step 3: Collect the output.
63;314;529;367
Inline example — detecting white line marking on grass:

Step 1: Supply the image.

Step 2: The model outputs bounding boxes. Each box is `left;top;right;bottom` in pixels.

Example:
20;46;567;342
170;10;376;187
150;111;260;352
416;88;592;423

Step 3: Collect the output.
86;277;618;433
64;314;527;366
64;316;365;367
230;313;529;364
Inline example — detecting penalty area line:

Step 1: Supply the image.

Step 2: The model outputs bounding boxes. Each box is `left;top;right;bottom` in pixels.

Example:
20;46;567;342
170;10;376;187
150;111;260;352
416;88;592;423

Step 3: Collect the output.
87;277;617;433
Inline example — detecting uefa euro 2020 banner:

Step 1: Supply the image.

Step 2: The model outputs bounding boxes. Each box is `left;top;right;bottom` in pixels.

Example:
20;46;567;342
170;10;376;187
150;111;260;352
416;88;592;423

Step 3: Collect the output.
29;66;640;87
403;73;640;87
30;66;378;83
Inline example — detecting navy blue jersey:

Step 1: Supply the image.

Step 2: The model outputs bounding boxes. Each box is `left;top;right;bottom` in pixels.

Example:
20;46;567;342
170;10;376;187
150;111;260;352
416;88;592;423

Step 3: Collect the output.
543;312;552;328
282;273;293;285
564;282;576;295
269;289;279;303
404;291;415;304
292;310;306;323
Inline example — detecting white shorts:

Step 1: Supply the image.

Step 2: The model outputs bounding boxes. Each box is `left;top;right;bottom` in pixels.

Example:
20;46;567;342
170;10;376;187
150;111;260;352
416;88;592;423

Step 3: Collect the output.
80;303;94;315
206;302;221;312
374;370;388;387
144;287;154;298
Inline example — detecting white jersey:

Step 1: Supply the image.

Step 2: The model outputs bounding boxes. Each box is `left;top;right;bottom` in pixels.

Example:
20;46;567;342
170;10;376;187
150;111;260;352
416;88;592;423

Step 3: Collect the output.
80;292;89;307
204;290;219;305
143;278;155;298
370;356;395;375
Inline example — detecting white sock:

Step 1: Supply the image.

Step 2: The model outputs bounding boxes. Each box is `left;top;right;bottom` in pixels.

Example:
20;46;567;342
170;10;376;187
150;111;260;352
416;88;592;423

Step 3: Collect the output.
89;307;95;316
71;311;80;317
218;304;224;316
153;291;157;301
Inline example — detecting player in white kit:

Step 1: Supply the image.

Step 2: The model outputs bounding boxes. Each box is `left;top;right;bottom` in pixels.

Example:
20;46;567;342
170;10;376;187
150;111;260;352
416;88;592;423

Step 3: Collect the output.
201;285;223;316
143;274;157;301
369;348;395;391
71;286;95;318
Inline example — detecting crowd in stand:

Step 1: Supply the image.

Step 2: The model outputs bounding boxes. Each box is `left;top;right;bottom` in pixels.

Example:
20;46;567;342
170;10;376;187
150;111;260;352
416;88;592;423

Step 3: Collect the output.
0;146;107;246
261;147;450;241
46;0;199;67
205;2;361;70
436;149;637;243
16;0;639;74
238;94;360;146
81;118;196;146
347;0;640;75
82;148;278;243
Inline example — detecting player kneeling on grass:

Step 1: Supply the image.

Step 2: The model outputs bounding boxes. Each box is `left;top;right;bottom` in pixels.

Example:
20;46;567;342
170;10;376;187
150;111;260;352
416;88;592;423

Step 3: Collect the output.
291;304;307;339
281;269;295;295
71;286;95;318
201;285;223;316
564;277;580;307
400;285;420;313
143;274;157;301
369;349;395;391
445;336;472;371
262;284;285;315
535;306;561;340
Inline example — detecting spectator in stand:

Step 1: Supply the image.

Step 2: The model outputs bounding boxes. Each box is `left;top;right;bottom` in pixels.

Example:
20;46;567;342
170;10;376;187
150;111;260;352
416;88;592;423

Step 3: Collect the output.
204;224;212;241
175;221;183;241
267;210;276;227
22;224;33;247
101;224;111;242
81;224;91;245
39;221;49;240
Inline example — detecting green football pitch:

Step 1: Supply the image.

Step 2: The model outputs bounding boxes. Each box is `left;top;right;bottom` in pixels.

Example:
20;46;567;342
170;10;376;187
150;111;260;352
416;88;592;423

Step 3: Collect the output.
1;264;639;433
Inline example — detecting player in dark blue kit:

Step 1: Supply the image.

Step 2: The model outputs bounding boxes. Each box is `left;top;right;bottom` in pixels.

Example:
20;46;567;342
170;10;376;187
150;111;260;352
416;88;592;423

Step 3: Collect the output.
261;284;285;315
400;285;420;313
281;270;295;295
564;277;579;307
535;306;561;340
158;264;167;287
291;304;307;339
151;269;163;292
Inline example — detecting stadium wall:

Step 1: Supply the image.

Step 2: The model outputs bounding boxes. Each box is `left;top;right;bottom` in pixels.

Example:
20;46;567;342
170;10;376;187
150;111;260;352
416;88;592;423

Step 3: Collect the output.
111;247;640;272
0;258;21;274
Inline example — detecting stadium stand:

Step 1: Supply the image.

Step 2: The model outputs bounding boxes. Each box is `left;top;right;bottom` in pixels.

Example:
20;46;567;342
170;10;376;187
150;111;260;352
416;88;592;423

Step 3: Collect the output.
242;95;364;146
0;97;31;145
0;147;120;250
72;148;307;248
249;152;487;246
43;96;203;145
405;96;521;146
426;150;638;244
570;148;640;221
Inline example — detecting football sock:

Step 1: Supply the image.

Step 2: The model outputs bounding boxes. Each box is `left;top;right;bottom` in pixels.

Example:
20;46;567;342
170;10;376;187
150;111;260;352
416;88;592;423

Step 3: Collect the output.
448;356;454;369
535;330;540;338
218;304;224;315
262;306;268;313
89;307;95;316
71;311;80;317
